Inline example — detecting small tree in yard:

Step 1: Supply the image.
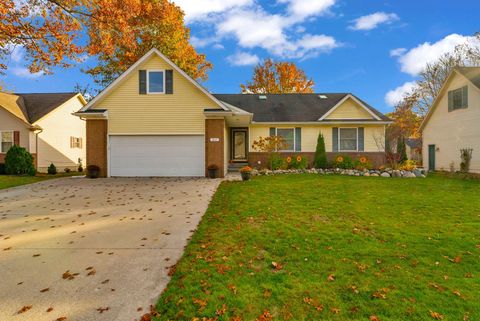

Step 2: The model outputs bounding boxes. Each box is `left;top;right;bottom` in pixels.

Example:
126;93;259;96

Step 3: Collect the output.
397;136;408;163
4;145;35;176
460;148;473;173
313;133;328;168
252;136;287;170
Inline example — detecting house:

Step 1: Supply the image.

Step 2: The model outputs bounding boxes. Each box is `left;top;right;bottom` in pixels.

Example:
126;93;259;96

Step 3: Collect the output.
0;92;87;172
75;48;391;178
421;67;480;172
405;138;422;163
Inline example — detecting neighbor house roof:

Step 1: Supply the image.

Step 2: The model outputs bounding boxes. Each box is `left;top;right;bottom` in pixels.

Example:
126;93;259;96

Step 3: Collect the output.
0;92;80;124
213;93;391;122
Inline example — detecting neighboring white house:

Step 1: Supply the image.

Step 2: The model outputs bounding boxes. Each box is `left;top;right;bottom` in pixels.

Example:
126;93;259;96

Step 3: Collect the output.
421;67;480;172
0;92;87;172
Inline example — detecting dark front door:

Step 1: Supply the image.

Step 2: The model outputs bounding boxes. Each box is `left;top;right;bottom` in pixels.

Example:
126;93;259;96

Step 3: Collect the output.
428;144;436;171
231;129;248;161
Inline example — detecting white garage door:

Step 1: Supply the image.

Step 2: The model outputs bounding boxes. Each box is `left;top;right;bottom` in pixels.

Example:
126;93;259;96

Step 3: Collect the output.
109;135;204;177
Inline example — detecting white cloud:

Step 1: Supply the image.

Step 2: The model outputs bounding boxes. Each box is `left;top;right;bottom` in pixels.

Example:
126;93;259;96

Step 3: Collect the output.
279;0;335;19
212;43;225;50
226;52;260;66
173;0;253;21
385;81;417;106
390;47;406;57
349;12;399;31
10;67;43;79
174;0;340;60
393;33;480;76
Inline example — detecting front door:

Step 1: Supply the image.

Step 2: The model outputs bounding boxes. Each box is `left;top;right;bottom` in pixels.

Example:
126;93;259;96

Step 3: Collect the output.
428;144;435;171
232;129;247;161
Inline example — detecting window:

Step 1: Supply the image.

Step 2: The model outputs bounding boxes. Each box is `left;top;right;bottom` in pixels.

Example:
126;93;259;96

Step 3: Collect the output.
1;131;13;153
276;128;295;151
147;70;165;94
339;128;357;151
449;86;468;111
70;137;82;149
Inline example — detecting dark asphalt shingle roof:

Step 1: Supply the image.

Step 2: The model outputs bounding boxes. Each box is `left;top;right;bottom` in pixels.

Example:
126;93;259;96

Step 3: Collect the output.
213;93;390;122
15;92;78;123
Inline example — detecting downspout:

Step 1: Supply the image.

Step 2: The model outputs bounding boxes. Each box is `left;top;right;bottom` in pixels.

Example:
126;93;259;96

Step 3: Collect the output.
34;127;43;170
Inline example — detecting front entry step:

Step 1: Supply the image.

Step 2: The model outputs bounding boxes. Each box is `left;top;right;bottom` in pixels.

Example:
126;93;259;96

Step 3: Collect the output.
228;162;249;172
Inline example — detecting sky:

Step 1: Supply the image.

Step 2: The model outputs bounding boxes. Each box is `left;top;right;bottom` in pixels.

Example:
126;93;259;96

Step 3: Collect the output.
2;0;479;114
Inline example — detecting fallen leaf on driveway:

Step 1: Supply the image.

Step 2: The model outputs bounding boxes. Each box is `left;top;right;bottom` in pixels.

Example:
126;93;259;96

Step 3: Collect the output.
46;307;53;312
17;305;32;314
56;317;67;321
87;269;96;276
40;288;49;293
96;307;110;313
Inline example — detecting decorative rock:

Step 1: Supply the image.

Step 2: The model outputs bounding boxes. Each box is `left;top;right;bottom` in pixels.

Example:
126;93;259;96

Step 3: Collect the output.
381;172;391;178
392;170;402;178
413;169;423;177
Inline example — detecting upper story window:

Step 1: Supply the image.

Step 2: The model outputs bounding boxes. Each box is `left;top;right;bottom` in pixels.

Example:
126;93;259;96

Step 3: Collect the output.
275;128;295;151
339;128;357;151
147;70;165;94
448;86;468;111
70;136;83;149
1;131;13;153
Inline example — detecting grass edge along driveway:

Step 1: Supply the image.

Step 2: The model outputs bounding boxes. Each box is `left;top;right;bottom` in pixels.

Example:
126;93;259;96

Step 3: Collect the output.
0;173;82;190
154;174;480;321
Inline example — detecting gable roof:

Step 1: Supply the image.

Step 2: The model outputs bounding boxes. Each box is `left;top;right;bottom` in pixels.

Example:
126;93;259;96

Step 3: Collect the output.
79;48;228;112
420;67;480;130
213;93;390;123
0;92;81;125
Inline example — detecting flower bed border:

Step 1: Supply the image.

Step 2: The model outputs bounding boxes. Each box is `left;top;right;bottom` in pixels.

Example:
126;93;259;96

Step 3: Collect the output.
251;168;427;178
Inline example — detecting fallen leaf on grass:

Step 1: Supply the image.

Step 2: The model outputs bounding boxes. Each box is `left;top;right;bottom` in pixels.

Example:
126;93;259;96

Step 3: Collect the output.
256;310;273;321
327;274;335;281
227;284;237;294
192;298;208;312
430;311;444;320
331;307;340;314
271;261;283;271
17;305;32;314
167;264;176;276
370;316;381;321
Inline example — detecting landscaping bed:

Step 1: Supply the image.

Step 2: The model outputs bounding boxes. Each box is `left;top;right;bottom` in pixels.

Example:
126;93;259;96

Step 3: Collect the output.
153;174;480;321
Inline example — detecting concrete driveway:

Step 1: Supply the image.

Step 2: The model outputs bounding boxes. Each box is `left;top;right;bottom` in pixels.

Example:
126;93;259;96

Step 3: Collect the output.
0;177;220;321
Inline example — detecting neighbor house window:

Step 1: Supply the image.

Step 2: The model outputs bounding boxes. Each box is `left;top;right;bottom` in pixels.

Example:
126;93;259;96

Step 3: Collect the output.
339;128;358;151
147;70;165;94
70;136;82;149
449;86;468;111
275;128;295;151
1;131;13;153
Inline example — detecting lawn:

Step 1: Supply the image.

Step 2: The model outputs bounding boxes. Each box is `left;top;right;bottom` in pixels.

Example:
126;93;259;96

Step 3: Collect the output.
0;172;82;190
155;174;480;321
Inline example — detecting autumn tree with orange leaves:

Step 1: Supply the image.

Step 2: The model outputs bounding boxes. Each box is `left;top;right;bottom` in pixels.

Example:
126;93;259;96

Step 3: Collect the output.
241;59;314;94
0;0;211;87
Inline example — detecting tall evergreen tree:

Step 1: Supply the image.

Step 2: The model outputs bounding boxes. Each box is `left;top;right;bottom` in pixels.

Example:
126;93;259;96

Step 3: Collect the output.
313;133;328;168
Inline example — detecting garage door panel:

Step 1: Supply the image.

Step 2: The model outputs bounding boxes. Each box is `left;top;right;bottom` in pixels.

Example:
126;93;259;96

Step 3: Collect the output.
109;136;205;177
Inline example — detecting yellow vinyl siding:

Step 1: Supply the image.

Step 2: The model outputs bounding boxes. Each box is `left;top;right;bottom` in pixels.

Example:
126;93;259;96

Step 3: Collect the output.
92;55;218;134
325;98;375;119
249;124;385;152
423;73;480;172
34;96;86;171
0;107;32;151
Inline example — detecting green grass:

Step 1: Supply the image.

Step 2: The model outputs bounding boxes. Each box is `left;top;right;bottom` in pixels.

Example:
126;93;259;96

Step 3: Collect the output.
155;174;480;321
0;172;82;190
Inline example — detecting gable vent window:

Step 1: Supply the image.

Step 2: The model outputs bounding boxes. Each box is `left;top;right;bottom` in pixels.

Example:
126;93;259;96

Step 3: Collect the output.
448;86;468;111
70;137;83;149
147;70;165;94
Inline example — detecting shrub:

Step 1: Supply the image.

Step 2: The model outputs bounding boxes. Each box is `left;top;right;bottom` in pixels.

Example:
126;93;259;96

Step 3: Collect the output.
78;158;84;172
313;133;327;169
460;148;473;173
271;153;286;170
47;163;57;175
334;155;354;169
4;145;35;176
64;168;71;173
0;163;5;175
288;155;307;169
400;160;417;171
354;156;372;171
251;136;288;169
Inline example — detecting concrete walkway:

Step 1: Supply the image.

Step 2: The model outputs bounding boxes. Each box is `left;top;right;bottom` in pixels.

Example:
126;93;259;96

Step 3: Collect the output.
0;177;220;321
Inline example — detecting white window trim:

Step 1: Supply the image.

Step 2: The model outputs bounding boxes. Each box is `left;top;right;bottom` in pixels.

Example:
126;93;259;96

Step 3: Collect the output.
338;127;358;152
0;130;14;153
146;69;166;94
275;127;296;152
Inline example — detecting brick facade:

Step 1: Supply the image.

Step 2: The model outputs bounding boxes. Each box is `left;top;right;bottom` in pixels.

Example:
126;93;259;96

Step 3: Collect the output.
205;119;225;178
248;151;386;169
86;119;108;178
